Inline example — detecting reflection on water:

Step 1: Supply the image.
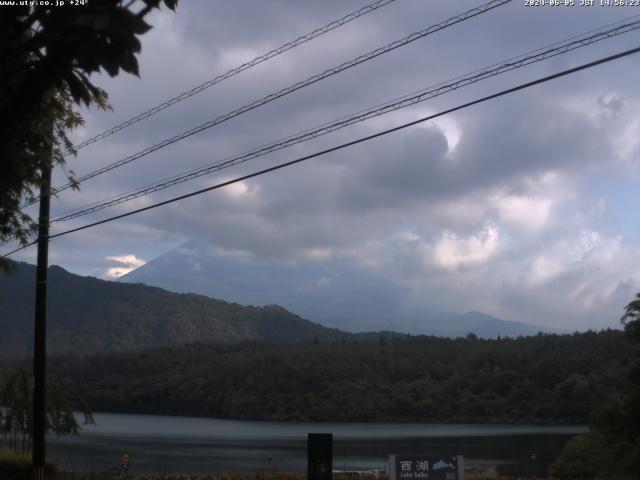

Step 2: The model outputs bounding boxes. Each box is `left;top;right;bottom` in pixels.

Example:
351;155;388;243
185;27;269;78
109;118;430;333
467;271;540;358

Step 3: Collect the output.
42;413;586;476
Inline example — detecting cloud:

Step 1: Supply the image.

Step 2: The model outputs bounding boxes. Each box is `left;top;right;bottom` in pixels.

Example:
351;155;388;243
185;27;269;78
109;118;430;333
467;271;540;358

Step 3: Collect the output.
496;195;553;233
431;225;500;271
101;254;146;279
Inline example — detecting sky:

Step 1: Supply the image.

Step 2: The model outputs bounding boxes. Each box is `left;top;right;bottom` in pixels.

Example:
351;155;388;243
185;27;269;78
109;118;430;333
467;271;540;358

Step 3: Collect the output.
7;0;640;331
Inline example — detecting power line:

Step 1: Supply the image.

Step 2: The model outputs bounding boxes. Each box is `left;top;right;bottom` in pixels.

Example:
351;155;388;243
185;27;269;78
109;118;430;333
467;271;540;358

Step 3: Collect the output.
16;0;397;216
37;11;640;225
5;44;639;258
0;0;513;250
5;14;639;252
71;0;398;152
48;0;512;197
50;18;640;223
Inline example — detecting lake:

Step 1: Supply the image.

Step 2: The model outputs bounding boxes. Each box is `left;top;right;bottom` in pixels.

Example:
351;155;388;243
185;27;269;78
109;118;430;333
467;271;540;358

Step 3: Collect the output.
42;413;587;477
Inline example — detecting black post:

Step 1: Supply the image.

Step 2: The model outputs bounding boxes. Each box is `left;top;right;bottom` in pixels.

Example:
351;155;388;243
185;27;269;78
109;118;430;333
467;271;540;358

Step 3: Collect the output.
308;433;332;480
33;159;51;480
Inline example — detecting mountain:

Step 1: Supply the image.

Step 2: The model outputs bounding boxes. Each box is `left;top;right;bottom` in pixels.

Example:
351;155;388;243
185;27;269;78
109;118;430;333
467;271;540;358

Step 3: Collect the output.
121;242;562;338
421;311;559;338
0;262;355;357
121;242;408;333
0;258;560;359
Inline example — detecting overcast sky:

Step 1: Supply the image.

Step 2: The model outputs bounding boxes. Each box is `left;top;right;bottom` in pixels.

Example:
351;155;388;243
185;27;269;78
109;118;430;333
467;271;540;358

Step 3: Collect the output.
7;0;640;330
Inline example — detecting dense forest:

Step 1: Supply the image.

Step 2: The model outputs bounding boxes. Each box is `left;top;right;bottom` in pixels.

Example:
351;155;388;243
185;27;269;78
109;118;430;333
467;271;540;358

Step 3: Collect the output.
37;329;631;424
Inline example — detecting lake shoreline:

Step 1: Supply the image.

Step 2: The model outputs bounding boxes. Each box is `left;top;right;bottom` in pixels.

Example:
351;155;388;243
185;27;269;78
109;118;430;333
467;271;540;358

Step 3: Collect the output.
82;410;591;429
35;412;586;476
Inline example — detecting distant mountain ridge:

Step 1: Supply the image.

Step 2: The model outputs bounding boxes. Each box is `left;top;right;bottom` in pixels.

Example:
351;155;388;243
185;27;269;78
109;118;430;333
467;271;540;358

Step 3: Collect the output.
421;311;561;338
1;261;560;358
121;242;562;338
0;262;355;357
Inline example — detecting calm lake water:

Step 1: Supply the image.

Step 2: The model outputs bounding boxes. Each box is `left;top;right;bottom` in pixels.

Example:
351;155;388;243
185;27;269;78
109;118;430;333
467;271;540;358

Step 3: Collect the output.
42;413;587;477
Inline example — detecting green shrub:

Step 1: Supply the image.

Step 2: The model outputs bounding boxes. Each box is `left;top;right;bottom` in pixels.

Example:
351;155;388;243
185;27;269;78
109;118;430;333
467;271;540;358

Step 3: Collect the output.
549;433;618;479
0;448;57;480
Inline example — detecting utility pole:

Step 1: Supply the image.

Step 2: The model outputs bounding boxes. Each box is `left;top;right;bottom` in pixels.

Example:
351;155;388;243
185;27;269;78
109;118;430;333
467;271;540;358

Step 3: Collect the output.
33;155;51;480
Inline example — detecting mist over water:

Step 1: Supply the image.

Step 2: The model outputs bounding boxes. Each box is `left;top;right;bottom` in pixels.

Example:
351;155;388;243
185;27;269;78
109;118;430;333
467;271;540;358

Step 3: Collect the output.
43;412;586;476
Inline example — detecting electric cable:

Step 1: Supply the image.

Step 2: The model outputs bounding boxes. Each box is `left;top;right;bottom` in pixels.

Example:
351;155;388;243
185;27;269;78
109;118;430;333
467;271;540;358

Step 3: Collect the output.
48;0;512;198
5;44;639;258
50;18;640;223
1;0;513;249
71;0;399;152
45;11;640;224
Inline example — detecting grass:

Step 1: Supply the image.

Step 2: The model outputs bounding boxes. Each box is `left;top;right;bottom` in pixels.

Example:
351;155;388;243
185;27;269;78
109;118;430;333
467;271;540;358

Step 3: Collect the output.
1;453;635;480
46;473;639;480
0;447;57;479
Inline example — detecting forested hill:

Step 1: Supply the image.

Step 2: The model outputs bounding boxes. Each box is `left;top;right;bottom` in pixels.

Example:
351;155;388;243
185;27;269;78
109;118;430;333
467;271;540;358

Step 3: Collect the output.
0;262;355;356
47;329;630;424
